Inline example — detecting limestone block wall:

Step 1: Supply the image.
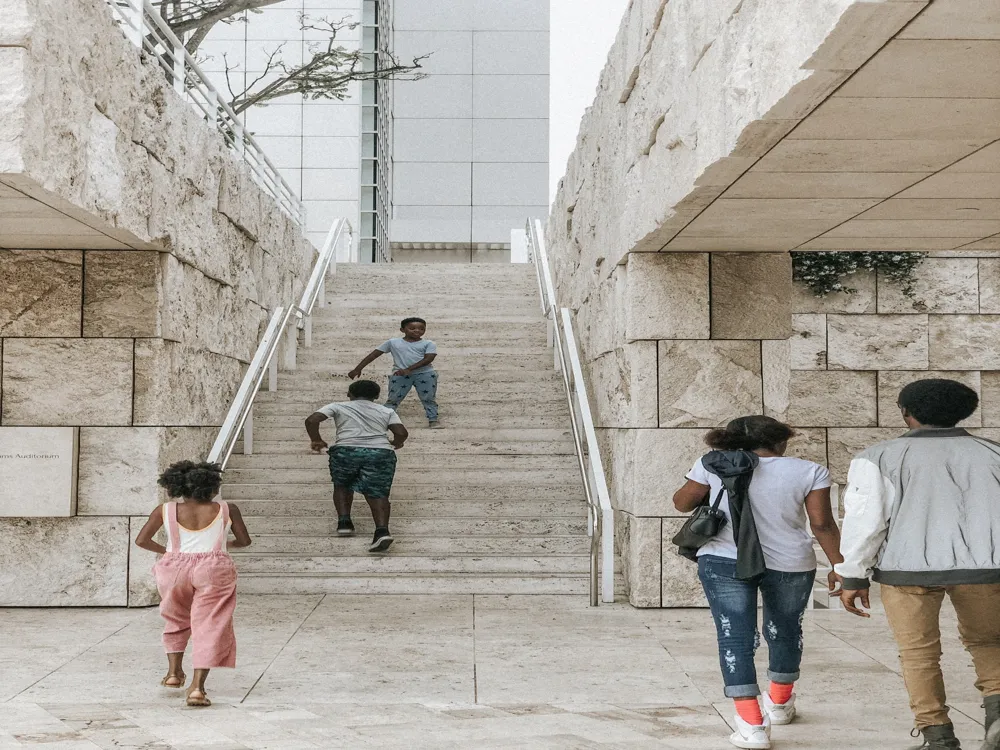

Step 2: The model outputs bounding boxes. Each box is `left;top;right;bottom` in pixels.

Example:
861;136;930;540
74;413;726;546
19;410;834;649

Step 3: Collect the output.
0;0;314;606
784;254;1000;488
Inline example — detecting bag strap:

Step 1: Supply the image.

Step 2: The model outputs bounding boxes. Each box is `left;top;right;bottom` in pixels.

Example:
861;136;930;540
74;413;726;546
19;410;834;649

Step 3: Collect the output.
709;486;726;512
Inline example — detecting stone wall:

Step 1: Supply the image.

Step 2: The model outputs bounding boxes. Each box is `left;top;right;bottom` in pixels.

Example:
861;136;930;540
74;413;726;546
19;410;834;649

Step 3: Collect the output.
0;0;313;605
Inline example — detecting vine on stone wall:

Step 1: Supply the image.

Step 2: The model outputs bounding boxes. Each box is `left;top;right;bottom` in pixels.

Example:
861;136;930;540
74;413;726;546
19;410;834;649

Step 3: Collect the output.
791;252;927;298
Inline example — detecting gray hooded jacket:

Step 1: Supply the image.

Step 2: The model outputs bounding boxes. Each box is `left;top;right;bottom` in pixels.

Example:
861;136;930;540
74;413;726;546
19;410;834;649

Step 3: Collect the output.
835;428;1000;589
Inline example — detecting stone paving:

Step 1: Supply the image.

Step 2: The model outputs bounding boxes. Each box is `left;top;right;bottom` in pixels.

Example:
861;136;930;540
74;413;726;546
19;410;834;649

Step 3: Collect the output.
0;593;989;749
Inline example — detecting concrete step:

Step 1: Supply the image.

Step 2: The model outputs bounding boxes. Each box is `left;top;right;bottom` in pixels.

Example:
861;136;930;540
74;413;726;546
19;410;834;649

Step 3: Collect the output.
265;371;563;388
232;553;591;575
233;498;586;517
235;426;574;445
253;383;565;402
236;573;591;595
224;467;580;485
247;517;585;535
294;354;556;370
332;263;538;277
226;454;581;470
246;534;589;555
249;414;571;429
233;439;576;456
253;401;569;418
307;321;546;337
222;483;585;502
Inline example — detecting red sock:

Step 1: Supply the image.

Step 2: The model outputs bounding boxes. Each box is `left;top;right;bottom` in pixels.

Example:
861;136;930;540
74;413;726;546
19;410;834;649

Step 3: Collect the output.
734;697;764;725
769;681;794;705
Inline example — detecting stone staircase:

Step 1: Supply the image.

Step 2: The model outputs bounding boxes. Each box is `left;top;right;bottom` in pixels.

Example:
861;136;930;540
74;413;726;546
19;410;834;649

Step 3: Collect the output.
224;263;600;595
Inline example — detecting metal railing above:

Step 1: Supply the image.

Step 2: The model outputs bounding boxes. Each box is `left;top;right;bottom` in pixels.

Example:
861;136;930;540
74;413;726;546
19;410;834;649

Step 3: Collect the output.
207;219;352;469
522;219;615;605
104;0;305;226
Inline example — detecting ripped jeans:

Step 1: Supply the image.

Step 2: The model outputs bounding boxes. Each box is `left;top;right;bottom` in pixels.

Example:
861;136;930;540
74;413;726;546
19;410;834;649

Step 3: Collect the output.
697;555;816;698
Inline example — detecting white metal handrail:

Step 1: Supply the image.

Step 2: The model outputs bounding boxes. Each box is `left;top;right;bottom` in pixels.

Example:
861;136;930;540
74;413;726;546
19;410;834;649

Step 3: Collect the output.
524;219;615;605
104;0;305;226
207;219;353;469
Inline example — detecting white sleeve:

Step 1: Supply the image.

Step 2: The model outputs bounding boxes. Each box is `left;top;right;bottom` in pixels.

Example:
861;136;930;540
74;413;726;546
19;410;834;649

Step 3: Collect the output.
834;457;893;587
424;340;437;354
387;410;402;426
376;340;393;353
811;463;832;491
316;403;339;418
686;459;710;485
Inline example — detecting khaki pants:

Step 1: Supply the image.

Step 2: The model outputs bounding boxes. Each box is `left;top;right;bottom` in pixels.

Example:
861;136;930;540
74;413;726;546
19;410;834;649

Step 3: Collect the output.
881;583;1000;729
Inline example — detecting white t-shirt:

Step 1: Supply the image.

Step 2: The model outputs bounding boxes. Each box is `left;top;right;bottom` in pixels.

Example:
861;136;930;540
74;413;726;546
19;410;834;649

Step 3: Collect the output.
317;400;402;450
686;455;832;572
377;338;437;374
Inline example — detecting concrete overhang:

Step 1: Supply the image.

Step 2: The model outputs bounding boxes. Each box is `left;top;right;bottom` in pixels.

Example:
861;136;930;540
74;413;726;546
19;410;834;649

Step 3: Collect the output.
659;0;1000;253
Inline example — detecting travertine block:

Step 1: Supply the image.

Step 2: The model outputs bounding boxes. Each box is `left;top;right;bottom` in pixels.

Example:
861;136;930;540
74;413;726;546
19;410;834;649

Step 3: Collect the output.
787;428;828;466
0;517;128;605
0;427;78;517
791;314;827;370
878;371;981;427
133;340;243;426
624;253;709;341
605;428;708;516
658;341;762;428
710;253;792;340
929;315;1000;369
827;428;905;484
1;339;133;425
591;342;658;428
623;514;662;608
78;427;216;516
661;519;708;608
129;515;163;607
82;251;161;337
762;340;790;421
0;250;82;336
978;259;1000;313
980;373;1000;427
787;372;877;427
877;259;979;314
827;315;929;370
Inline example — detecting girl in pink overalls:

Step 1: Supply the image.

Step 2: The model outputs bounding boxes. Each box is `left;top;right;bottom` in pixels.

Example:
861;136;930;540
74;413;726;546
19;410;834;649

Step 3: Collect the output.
135;461;252;707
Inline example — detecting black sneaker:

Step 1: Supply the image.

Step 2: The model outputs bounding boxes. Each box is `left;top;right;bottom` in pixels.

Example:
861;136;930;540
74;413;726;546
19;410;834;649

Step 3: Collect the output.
336;517;355;536
369;528;394;553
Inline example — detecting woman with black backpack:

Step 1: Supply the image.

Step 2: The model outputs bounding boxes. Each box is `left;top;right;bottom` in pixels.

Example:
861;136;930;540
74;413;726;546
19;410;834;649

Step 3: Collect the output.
672;416;844;750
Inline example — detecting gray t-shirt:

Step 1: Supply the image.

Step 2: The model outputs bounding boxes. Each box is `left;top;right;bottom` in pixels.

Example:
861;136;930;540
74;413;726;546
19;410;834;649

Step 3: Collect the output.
686;456;832;572
377;337;437;374
317;400;402;450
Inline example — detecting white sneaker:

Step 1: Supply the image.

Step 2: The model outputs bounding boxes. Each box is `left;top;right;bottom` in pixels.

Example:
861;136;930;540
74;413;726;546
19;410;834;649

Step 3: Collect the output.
729;714;772;749
763;691;797;725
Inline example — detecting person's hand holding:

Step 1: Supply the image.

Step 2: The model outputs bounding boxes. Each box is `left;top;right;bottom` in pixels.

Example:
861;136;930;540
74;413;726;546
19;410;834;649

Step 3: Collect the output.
310;440;328;454
348;368;362;380
841;588;871;618
394;368;411;377
827;570;843;597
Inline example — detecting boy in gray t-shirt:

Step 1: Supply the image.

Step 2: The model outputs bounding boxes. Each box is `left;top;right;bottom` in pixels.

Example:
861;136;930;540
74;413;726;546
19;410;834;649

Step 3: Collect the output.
348;316;441;428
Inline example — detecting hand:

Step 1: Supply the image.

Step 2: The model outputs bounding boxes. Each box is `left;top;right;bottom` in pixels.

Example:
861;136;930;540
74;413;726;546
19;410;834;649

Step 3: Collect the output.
393;368;411;377
389;438;405;450
840;588;871;618
348;368;362;380
310;440;328;454
827;570;843;596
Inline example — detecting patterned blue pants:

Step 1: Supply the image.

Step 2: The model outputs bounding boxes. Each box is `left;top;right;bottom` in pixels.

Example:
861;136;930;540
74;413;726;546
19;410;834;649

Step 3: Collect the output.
386;370;438;421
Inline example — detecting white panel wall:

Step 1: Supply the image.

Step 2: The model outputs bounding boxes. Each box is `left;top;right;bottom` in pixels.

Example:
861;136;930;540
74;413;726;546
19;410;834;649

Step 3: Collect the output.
392;0;549;251
199;0;365;253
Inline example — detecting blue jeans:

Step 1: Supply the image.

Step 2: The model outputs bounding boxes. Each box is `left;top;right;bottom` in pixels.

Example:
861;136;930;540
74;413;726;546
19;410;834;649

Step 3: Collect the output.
386;370;438;421
698;555;816;698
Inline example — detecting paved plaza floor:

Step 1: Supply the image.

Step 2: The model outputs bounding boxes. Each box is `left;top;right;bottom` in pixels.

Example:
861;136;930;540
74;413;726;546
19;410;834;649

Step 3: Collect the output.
0;593;989;749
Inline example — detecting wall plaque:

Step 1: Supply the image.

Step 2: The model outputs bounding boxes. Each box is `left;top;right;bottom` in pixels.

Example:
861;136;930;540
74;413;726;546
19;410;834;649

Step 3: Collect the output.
0;427;78;517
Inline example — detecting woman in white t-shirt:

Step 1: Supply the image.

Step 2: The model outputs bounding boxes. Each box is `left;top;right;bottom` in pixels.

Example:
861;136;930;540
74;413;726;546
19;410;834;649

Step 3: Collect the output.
672;416;844;750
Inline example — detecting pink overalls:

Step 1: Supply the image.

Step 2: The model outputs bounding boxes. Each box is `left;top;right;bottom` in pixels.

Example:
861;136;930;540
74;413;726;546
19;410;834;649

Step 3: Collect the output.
153;502;238;669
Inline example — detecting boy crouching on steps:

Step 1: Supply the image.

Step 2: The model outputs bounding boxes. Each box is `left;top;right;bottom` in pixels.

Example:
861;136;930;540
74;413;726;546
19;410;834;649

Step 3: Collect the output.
348;316;441;428
305;379;409;552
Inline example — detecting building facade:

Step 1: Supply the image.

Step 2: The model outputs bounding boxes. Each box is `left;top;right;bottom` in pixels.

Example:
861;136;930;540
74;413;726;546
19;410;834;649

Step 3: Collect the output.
199;0;551;263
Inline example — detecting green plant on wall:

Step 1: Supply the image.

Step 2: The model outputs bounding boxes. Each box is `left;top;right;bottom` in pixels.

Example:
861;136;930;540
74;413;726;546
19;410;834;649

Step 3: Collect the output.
791;252;927;298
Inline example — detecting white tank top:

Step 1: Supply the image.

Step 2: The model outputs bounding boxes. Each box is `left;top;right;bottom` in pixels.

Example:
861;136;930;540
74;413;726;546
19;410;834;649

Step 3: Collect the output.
162;501;232;554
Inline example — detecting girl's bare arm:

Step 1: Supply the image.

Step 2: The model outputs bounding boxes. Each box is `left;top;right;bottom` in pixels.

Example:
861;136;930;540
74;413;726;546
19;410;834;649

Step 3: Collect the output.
134;507;167;554
228;503;252;549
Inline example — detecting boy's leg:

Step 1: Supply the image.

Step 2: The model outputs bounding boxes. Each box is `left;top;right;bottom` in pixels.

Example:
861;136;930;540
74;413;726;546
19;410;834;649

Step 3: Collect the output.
328;447;359;535
385;374;415;411
413;371;439;423
881;584;950;729
947;584;1000;701
356;448;397;551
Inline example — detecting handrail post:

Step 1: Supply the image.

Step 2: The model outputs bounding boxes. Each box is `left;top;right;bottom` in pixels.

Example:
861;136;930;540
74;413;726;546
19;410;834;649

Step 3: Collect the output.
304;316;313;348
243;406;254;455
172;39;185;95
268;358;278;392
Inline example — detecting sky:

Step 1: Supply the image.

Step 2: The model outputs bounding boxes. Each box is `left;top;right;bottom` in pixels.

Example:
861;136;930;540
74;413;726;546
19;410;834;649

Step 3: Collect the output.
549;0;631;202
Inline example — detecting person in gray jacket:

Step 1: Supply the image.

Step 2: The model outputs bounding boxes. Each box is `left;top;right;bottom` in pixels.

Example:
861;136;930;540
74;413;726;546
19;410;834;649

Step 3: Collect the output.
836;379;1000;750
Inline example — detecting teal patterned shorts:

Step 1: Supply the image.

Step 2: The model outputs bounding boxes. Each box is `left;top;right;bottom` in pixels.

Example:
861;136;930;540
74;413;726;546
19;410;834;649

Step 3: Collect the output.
327;446;398;499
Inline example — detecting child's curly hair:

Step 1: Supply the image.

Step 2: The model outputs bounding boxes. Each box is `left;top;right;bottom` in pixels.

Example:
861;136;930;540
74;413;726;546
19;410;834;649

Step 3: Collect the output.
157;461;223;501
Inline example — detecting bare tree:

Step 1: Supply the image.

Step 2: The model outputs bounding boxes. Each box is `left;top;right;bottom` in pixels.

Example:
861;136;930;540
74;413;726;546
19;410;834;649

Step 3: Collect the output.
151;1;426;113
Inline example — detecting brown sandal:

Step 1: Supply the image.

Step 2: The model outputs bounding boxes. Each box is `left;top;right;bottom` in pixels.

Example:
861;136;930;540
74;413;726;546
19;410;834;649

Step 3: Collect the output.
186;689;211;707
160;673;186;689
